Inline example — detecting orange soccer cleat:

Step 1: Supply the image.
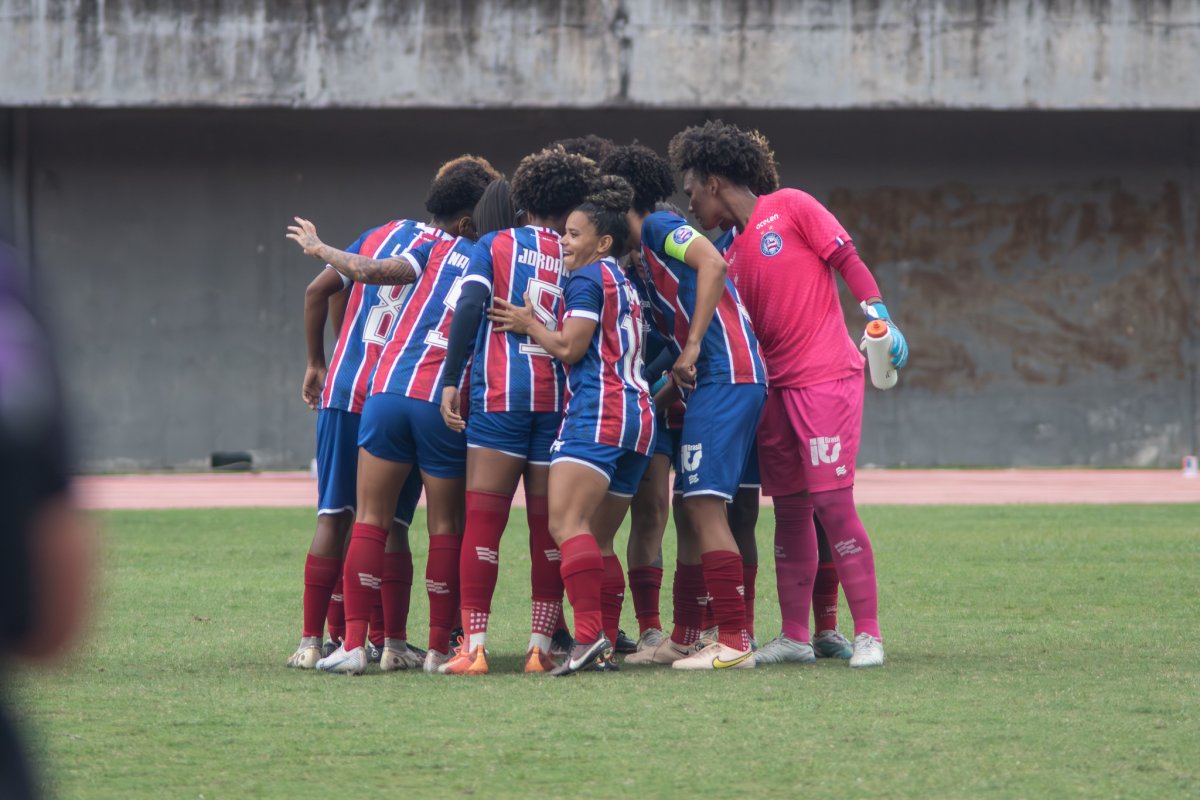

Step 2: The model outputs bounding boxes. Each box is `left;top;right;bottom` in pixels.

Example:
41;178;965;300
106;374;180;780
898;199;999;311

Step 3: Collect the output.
438;644;489;675
523;646;557;674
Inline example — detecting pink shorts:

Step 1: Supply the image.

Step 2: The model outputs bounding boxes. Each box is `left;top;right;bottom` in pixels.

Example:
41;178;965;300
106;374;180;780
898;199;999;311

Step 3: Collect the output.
757;371;863;497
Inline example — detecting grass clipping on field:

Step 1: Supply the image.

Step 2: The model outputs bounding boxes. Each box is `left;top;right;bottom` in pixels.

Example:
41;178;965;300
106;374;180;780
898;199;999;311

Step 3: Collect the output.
12;504;1200;799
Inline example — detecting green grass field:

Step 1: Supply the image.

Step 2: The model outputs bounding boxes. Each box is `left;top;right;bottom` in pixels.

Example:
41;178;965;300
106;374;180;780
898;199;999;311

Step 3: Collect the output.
10;504;1200;799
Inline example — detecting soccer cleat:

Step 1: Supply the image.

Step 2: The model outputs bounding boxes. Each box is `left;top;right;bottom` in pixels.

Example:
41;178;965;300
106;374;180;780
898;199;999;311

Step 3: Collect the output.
849;633;886;668
322;639;340;659
380;640;425;672
588;652;620;672
634;628;665;653
697;627;719;647
423;649;451;674
549;637;612;677
550;628;574;658
439;645;489;675
315;644;367;675
286;636;322;669
448;626;464;653
753;634;816;665
813;628;854;660
614;628;638;654
366;640;383;664
671;641;755;671
524;646;558;674
623;635;693;666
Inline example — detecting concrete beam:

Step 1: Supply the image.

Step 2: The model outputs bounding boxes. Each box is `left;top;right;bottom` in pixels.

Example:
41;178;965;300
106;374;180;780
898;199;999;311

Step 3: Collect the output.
2;1;1200;109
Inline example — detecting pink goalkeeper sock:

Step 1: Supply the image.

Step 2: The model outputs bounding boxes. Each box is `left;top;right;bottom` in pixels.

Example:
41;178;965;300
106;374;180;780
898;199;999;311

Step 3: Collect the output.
773;493;818;643
812;487;880;639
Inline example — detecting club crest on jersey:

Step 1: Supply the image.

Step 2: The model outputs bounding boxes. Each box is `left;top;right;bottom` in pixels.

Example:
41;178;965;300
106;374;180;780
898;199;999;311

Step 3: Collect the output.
672;227;695;246
760;231;783;257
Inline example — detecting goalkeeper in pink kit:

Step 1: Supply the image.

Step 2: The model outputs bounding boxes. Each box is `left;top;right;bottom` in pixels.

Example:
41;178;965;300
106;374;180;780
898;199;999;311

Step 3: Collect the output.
670;120;909;667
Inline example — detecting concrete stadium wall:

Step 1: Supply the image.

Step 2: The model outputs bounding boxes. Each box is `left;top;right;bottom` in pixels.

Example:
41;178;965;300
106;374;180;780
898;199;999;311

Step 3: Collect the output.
5;108;1197;470
3;1;1200;110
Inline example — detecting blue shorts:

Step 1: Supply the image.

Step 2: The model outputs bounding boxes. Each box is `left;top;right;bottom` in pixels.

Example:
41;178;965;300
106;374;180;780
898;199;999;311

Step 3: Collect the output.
359;393;467;479
551;439;652;497
466;410;561;465
676;383;766;501
654;422;680;458
315;407;422;524
740;440;761;489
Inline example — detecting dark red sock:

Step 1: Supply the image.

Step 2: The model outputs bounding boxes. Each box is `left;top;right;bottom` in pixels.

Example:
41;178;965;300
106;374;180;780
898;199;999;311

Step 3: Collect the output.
702;550;749;651
813;562;840;632
742;564;758;639
559;534;604;645
369;599;384;648
459;490;513;644
527;494;566;635
342;522;387;650
600;555;626;647
302;554;340;638
671;561;705;646
628;566;663;634
326;576;345;643
426;535;462;652
382;550;413;641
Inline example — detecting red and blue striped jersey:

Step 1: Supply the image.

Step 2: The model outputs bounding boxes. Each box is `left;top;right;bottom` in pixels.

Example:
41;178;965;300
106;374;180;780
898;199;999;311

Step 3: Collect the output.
558;258;656;454
368;236;475;403
321;219;452;413
462;225;567;413
714;227;736;255
639;211;766;387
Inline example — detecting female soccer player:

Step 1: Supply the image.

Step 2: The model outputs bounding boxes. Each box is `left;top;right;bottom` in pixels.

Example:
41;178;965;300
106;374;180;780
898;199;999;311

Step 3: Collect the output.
283;159;496;670
286;157;500;675
437;147;599;675
488;177;656;676
669;119;909;667
603;144;767;670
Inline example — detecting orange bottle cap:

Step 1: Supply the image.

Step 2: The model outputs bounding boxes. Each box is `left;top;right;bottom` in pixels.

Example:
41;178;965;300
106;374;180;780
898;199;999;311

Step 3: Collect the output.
865;320;889;338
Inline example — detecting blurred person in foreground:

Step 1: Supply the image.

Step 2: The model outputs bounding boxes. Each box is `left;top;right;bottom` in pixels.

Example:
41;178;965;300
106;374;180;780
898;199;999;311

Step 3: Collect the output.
0;242;95;799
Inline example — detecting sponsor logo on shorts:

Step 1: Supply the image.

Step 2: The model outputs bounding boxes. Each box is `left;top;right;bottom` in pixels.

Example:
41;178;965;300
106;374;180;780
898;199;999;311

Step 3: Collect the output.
672;227;695;246
760;231;783;257
550;439;564;453
475;547;499;565
681;443;703;472
809;436;842;467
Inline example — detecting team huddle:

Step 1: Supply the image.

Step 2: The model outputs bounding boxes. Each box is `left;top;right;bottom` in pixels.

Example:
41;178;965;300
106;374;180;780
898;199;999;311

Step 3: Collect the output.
283;121;909;676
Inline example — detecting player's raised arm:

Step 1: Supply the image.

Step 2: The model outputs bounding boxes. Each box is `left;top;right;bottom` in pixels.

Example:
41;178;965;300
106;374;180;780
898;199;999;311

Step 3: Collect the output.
301;267;348;410
287;217;419;286
673;234;728;389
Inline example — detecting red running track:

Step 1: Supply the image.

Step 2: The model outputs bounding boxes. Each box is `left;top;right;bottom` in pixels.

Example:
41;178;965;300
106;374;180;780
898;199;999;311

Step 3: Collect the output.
75;469;1200;510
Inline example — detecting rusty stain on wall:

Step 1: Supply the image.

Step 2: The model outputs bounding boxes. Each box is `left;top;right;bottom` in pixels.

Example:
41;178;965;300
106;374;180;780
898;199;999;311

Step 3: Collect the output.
828;181;1196;394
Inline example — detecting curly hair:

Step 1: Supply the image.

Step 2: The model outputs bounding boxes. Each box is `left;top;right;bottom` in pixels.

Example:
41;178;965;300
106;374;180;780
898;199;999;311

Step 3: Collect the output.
425;155;502;219
511;147;600;219
668;119;775;190
575;175;635;258
550;134;616;164
599;144;676;215
746;129;780;195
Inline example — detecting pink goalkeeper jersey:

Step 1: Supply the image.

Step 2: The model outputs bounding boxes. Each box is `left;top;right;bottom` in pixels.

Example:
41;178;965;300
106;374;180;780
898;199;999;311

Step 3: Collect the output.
725;189;864;389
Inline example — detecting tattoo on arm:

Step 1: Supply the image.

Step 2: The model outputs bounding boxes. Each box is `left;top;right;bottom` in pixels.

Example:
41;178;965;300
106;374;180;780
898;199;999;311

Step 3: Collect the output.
318;244;417;286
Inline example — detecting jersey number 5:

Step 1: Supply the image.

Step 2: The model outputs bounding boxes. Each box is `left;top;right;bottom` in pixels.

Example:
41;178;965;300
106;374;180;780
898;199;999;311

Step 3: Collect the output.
517;279;564;357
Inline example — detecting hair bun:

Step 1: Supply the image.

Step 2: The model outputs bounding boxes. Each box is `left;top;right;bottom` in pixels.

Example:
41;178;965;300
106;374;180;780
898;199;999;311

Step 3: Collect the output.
586;175;634;213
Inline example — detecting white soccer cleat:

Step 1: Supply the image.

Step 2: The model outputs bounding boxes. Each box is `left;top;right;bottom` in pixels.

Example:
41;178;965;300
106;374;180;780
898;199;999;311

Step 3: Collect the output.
315;644;367;675
635;628;665;653
380;639;424;672
624;635;693;665
813;628;854;659
286;636;323;669
849;633;886;668
423;649;451;674
753;634;816;665
671;641;755;671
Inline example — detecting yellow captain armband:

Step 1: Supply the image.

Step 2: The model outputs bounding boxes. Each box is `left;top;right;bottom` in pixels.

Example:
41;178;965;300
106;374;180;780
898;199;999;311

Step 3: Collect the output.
662;225;701;262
